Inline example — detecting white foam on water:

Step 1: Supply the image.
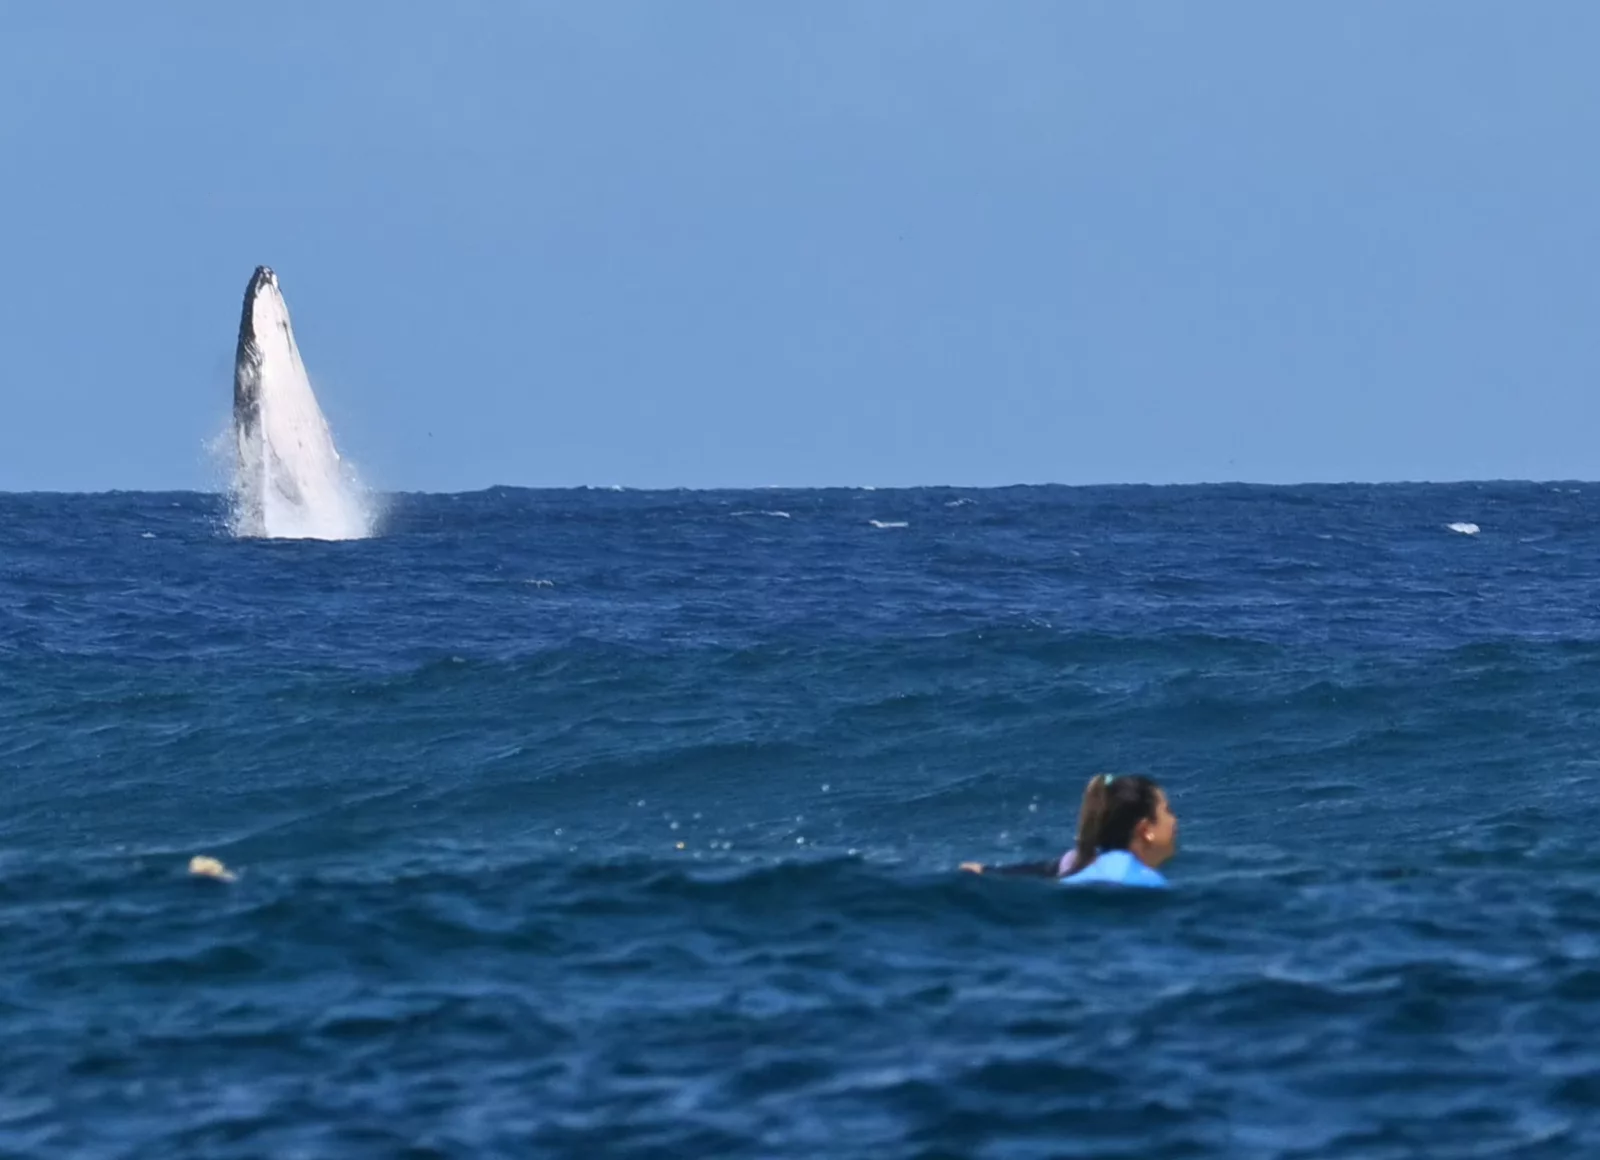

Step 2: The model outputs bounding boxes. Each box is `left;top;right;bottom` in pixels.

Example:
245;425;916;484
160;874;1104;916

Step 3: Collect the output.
1447;522;1481;536
230;272;375;541
869;519;909;529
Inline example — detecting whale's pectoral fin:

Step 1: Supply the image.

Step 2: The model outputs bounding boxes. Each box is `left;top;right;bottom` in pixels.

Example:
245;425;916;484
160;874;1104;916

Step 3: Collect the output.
267;445;305;505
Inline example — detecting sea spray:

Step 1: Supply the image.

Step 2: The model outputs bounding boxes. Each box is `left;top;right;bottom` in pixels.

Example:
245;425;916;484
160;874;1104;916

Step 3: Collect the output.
230;267;375;540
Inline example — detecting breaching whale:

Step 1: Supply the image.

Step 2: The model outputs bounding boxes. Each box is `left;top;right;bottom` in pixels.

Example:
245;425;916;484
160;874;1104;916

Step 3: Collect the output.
231;266;371;540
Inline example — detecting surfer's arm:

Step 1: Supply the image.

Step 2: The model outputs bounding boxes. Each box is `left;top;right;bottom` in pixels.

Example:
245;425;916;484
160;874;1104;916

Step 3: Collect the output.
959;858;1063;878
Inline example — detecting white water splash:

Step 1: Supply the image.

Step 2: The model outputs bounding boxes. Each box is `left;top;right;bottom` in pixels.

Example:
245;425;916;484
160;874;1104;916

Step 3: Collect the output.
1447;522;1481;536
230;268;375;540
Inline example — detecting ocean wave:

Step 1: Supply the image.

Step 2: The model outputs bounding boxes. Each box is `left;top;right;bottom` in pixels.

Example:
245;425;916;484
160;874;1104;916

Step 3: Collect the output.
9;485;1600;1156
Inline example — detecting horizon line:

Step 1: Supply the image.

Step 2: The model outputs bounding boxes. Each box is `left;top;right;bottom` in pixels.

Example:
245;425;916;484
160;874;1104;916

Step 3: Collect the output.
0;477;1593;498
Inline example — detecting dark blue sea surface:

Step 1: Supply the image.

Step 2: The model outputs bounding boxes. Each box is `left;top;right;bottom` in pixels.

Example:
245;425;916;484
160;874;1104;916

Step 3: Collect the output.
3;484;1599;1158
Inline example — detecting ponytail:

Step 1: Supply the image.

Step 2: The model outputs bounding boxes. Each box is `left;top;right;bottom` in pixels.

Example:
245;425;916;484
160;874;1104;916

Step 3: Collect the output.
1070;773;1162;874
1071;774;1112;874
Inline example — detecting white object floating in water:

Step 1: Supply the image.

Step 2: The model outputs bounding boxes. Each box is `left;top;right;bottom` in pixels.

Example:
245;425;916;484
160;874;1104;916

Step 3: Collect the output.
869;520;909;529
188;855;236;882
1447;522;1481;536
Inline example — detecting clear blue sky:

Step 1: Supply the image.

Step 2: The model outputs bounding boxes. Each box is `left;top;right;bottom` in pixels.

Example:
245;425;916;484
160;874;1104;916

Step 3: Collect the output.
3;3;1598;492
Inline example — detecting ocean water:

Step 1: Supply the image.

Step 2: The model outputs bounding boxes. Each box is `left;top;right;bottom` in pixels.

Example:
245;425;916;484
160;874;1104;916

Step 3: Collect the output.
3;483;1599;1158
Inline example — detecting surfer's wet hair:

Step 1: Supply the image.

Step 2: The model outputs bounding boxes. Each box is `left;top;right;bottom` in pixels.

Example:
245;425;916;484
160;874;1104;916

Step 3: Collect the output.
1071;773;1163;873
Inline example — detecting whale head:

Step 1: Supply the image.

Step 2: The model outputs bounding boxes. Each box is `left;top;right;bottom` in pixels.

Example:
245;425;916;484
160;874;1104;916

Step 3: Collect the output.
233;266;288;418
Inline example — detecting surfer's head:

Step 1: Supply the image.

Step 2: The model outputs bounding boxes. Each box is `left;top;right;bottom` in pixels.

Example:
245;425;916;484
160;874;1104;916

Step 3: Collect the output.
1071;773;1177;872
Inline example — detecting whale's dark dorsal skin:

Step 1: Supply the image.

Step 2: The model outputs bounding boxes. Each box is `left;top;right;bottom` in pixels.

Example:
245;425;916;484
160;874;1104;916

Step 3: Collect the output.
232;265;275;460
230;265;277;534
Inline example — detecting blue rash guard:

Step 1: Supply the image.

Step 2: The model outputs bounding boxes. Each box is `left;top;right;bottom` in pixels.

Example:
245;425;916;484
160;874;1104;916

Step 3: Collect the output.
1060;849;1168;889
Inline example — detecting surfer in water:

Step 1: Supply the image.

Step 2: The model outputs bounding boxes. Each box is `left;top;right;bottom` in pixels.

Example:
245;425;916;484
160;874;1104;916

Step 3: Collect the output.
960;773;1178;888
